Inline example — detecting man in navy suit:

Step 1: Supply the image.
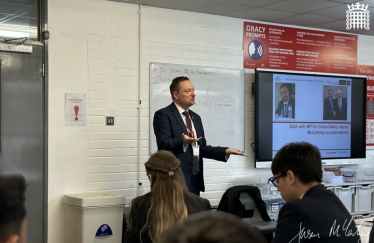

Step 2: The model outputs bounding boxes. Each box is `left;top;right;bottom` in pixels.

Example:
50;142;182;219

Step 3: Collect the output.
153;76;248;195
323;89;335;120
333;88;347;120
274;83;295;119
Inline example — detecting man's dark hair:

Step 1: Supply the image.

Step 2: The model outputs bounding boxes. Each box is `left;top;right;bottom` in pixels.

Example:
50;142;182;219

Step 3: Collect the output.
170;76;190;100
328;89;333;93
271;142;322;184
279;83;290;92
159;211;267;243
0;175;27;241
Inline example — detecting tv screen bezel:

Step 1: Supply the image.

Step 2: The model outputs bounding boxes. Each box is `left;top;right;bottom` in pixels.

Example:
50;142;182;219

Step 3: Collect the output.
254;68;367;169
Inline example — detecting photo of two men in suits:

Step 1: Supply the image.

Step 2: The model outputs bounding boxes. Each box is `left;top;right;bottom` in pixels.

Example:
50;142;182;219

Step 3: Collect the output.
323;86;347;120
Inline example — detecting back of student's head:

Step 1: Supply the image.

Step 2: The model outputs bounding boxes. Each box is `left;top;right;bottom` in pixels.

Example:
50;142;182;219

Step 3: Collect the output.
145;150;188;192
271;142;322;184
159;211;267;243
0;174;27;243
129;150;199;243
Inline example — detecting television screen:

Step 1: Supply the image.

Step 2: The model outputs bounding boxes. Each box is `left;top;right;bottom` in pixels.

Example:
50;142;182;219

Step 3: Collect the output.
255;69;367;168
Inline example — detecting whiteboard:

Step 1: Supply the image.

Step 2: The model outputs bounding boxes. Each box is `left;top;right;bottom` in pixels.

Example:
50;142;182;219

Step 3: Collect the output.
149;63;245;154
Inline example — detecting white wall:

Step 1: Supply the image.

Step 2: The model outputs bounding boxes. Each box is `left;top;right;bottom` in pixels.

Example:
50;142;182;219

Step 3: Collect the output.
48;0;374;242
358;35;374;159
48;1;140;241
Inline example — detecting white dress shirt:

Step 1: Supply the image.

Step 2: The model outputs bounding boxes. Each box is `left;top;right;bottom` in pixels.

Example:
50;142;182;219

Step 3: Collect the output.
174;102;197;152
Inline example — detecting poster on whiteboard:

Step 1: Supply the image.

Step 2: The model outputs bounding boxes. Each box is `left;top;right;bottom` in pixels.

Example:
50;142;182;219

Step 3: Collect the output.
243;21;357;74
65;93;86;126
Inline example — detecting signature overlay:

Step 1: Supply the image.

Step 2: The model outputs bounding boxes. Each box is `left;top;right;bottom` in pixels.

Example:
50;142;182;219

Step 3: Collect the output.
289;218;370;243
289;223;320;242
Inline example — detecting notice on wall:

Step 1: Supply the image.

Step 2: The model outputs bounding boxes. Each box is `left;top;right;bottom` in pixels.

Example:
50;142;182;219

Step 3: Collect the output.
243;22;358;74
358;65;374;146
65;93;86;126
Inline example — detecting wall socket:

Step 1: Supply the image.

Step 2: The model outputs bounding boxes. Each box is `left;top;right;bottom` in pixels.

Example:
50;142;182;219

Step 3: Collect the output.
106;116;114;126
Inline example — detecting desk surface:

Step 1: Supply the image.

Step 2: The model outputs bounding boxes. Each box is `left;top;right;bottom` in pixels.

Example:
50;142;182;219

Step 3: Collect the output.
355;217;373;243
242;218;277;233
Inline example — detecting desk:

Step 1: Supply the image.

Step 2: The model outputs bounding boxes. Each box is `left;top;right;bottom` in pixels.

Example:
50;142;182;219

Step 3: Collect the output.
355;217;373;243
242;218;277;234
242;218;277;243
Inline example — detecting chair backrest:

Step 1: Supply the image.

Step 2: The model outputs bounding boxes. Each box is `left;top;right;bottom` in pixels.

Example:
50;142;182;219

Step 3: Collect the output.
238;191;268;224
217;185;270;223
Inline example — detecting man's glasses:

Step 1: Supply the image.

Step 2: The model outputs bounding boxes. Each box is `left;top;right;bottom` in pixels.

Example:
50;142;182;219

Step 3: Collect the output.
268;175;284;187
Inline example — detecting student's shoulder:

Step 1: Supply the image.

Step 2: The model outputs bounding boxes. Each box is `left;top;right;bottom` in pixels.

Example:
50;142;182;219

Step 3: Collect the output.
282;198;312;213
189;194;211;209
278;200;310;222
131;192;151;207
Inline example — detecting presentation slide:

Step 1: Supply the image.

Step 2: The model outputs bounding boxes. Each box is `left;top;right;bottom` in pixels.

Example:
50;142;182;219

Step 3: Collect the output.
271;74;352;158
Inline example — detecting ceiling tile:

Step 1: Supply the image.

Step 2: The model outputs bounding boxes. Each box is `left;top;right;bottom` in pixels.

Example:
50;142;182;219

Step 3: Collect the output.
329;0;372;4
276;14;337;26
347;28;374;35
109;0;374;36
312;19;347;31
265;0;342;13
180;1;253;15
348;0;374;10
126;0;208;9
308;4;350;19
216;0;286;7
229;8;297;21
328;0;360;3
313;17;374;35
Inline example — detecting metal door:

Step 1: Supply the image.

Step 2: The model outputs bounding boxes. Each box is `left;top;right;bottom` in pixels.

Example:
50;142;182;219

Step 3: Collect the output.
0;46;45;243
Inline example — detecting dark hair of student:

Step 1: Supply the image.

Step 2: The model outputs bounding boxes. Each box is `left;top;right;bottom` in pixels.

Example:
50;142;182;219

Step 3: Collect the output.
0;174;27;242
271;142;323;184
159;211;268;243
127;150;204;243
170;76;190;100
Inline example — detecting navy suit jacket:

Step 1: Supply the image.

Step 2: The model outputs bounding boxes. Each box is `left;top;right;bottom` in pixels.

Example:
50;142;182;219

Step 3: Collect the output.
333;97;347;120
323;97;335;120
275;97;295;118
153;103;227;192
273;184;359;243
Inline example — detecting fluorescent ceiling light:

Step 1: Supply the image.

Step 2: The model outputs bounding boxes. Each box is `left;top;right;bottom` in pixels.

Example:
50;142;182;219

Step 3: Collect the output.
0;30;29;38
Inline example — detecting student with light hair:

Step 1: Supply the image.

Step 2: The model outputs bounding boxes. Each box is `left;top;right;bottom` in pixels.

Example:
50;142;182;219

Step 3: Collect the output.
125;150;211;243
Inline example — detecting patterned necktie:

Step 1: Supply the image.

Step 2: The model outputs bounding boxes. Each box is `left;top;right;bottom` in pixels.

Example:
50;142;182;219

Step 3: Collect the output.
339;99;342;111
284;104;288;117
183;111;193;136
183;111;200;175
330;99;333;110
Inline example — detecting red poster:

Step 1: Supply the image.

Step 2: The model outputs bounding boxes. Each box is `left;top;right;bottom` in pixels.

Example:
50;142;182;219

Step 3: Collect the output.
358;65;374;146
243;22;357;74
